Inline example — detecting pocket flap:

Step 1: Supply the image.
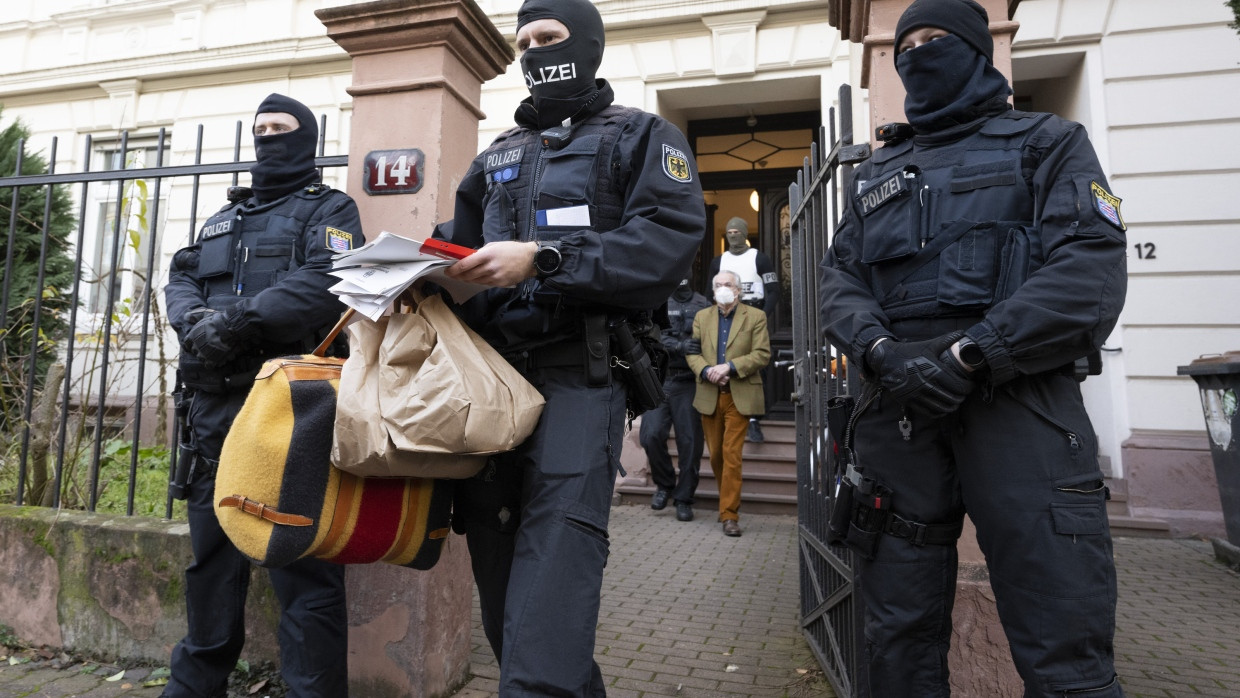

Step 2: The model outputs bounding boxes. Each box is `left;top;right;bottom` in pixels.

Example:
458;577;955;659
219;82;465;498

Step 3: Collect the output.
1050;502;1104;536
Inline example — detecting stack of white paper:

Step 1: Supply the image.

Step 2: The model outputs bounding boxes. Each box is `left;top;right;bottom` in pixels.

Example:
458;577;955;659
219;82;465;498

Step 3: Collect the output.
329;231;485;321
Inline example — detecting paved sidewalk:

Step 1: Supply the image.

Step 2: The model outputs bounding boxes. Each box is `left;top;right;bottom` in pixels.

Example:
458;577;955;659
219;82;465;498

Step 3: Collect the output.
2;504;1238;697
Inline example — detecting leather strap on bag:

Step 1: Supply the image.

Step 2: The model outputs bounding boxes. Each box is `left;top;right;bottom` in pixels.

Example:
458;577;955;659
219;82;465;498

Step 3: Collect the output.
219;495;314;527
312;308;356;357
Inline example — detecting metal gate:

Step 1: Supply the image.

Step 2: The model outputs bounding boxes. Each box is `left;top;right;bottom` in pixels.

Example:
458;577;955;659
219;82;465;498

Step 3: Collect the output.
788;84;872;698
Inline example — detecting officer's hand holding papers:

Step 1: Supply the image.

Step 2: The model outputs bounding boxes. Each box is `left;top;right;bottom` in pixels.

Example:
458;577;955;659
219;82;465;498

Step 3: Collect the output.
328;231;485;320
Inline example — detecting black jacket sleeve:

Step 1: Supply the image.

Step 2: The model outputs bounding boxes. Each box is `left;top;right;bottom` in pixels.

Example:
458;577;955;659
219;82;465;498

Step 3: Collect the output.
964;121;1127;384
541;114;706;311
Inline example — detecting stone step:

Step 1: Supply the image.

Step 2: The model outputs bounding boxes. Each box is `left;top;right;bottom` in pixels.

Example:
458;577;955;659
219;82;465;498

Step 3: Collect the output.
1108;515;1173;539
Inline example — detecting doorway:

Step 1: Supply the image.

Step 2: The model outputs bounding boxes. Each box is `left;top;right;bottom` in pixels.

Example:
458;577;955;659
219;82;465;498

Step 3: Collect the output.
689;110;821;420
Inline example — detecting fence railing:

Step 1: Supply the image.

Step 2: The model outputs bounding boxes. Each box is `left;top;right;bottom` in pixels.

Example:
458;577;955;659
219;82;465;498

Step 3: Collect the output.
0;117;346;518
788;84;872;698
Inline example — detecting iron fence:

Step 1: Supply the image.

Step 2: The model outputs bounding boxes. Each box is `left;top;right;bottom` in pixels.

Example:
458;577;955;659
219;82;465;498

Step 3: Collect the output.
0;117;345;518
788;84;872;698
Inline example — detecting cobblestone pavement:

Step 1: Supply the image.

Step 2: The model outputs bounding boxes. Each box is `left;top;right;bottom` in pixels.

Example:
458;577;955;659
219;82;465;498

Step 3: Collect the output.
3;505;1238;697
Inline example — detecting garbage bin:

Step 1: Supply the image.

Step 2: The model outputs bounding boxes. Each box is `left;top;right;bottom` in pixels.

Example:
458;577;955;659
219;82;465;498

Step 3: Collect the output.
1177;351;1240;549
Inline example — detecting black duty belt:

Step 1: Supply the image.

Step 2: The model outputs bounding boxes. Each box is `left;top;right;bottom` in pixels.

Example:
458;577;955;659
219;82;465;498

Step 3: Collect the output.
503;341;586;373
181;369;260;394
882;513;963;546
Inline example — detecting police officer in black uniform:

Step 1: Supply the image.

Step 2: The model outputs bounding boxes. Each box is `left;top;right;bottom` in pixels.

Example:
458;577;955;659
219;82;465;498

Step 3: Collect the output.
818;1;1128;696
435;0;704;693
161;93;361;698
642;279;710;522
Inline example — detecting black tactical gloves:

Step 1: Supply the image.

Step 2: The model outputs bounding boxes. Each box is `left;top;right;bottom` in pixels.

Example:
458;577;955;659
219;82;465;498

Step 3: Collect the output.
184;311;239;368
867;331;975;416
684;338;701;356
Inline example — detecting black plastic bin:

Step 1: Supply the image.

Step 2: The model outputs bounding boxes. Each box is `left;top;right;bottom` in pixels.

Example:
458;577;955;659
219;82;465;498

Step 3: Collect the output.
1177;351;1240;547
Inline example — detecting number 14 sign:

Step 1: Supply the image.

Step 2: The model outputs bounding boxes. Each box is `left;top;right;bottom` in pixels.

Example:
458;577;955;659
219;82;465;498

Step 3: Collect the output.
363;148;425;196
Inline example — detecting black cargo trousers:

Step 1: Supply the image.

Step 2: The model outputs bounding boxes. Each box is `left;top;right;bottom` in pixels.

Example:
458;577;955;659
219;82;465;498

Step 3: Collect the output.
163;388;346;698
849;366;1122;698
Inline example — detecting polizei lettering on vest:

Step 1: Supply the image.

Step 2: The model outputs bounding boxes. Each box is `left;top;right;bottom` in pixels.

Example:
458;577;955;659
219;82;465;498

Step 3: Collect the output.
524;63;578;89
200;219;234;238
486;147;524;171
859;173;908;215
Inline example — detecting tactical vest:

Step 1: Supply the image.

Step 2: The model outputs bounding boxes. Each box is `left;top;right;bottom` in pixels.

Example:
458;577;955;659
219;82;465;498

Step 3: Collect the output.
474;104;644;346
719;248;764;303
854;110;1055;321
179;185;338;388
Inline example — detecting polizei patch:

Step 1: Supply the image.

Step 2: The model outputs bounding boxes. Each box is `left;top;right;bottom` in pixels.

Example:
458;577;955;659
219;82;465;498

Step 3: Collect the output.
662;144;692;183
858;172;909;215
326;227;354;251
1090;181;1125;231
486;146;523;184
199;217;234;239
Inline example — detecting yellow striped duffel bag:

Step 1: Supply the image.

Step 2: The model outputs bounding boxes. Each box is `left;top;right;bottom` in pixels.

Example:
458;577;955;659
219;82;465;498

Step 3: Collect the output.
215;352;452;570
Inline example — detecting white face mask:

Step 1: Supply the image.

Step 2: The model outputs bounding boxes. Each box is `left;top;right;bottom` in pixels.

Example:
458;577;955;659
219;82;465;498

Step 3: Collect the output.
714;287;737;306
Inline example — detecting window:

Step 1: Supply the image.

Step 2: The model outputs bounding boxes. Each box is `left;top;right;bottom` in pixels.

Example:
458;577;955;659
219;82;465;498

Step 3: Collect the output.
85;139;170;315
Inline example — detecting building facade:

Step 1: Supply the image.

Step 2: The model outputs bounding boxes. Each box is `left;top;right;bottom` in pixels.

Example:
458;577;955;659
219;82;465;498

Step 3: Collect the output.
1;0;1236;535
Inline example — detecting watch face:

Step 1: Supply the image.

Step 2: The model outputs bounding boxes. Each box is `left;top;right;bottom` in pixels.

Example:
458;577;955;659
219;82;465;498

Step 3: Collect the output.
960;343;985;367
536;246;560;274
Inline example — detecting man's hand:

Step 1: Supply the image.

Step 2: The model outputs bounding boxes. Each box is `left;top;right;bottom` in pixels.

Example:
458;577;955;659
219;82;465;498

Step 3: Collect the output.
705;363;731;386
443;241;536;287
184;312;239;368
684;338;701;356
867;331;975;416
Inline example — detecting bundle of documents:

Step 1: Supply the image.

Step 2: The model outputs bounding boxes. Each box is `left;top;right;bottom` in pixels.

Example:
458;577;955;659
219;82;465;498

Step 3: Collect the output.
328;231;484;321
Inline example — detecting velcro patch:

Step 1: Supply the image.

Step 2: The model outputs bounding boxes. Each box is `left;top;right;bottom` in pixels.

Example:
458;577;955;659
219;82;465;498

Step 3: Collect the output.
326;227;354;251
491;165;520;184
761;272;778;285
662;144;692;183
1090;182;1125;232
858;172;909;215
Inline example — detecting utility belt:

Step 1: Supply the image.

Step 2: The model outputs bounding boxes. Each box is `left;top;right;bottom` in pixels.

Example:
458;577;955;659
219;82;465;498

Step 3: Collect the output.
825;391;963;560
831;468;964;559
500;313;667;419
180;369;261;393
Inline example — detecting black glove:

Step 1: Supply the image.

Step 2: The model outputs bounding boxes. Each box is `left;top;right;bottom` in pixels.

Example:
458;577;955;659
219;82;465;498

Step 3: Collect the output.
183;311;240;368
868;331;975;416
684;338;701;356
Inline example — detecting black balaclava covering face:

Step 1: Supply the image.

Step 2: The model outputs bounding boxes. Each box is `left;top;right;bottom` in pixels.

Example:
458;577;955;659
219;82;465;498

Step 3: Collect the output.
515;0;606;129
250;93;320;202
893;0;1011;134
672;278;693;302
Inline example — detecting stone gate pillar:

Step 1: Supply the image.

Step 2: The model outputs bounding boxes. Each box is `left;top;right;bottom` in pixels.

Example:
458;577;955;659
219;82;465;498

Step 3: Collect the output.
315;1;513;695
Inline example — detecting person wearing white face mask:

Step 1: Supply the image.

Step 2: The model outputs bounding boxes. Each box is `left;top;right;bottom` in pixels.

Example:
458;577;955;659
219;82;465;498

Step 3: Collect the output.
685;270;771;536
709;215;779;443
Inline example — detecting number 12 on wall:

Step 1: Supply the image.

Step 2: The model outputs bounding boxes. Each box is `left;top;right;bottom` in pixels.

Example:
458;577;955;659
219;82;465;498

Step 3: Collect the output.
1133;242;1156;260
363;148;425;196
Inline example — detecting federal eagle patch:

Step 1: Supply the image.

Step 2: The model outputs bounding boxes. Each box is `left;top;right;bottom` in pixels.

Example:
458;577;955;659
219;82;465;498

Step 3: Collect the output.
662;144;692;183
326;227;355;252
1090;181;1125;232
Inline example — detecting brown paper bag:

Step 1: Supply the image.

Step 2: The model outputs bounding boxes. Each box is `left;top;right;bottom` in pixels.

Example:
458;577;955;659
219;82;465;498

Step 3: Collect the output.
332;291;545;478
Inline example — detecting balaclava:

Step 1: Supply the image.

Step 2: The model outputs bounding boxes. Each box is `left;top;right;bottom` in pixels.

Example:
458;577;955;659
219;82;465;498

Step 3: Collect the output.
893;0;1011;133
672;278;694;303
515;0;606;129
250;93;319;202
724;217;750;254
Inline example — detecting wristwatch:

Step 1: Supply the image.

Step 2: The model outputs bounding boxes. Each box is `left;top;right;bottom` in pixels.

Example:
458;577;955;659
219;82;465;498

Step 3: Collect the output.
956;337;986;370
533;242;562;278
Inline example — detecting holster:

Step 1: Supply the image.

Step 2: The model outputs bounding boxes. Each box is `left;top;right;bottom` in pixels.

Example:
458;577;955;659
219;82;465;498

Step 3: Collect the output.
609;318;665;417
169;384;194;501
